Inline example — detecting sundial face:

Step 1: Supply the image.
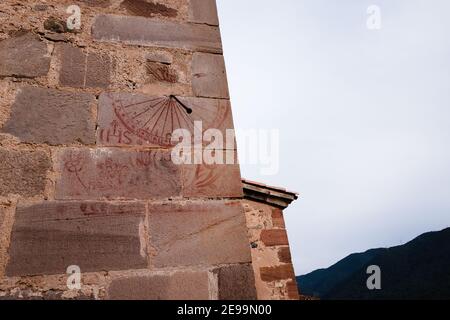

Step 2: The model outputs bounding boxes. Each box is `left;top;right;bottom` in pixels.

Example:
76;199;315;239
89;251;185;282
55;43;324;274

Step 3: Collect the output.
98;93;234;148
113;95;197;147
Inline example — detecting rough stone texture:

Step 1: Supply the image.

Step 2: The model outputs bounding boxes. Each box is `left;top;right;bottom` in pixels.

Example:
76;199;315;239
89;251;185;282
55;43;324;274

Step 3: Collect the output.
244;199;298;300
0;148;51;197
55;148;182;200
120;0;178;18
107;271;210;300
58;44;112;88
1;86;95;145
97;93;235;148
192;53;229;98
146;51;173;65
189;0;219;26
260;229;289;247
148;201;252;268
0;206;5;229
216;264;257;300
278;247;292;264
6;201;147;276
286;280;300;300
260;264;296;282
146;62;178;83
0;33;50;78
92;15;222;54
272;208;286;228
79;0;112;7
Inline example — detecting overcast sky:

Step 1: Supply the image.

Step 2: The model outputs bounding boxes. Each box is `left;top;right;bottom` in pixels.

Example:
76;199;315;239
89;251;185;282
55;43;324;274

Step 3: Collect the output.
217;0;450;275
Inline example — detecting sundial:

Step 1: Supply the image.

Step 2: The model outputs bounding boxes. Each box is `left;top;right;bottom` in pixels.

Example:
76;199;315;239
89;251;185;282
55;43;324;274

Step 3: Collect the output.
112;95;201;147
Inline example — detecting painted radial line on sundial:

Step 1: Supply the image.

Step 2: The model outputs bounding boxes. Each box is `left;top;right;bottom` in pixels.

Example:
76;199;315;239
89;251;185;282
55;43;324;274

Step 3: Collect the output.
113;95;200;147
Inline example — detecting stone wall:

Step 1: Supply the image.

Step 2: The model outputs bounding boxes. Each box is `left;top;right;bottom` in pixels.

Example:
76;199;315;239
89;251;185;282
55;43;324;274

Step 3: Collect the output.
244;200;300;300
0;0;257;300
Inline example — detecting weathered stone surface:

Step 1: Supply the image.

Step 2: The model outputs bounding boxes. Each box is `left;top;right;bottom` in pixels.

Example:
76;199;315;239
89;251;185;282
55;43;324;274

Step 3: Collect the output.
92;15;222;54
286;280;300;300
0;148;51;197
120;0;178;18
44;17;69;33
58;44;112;88
97;93;235;148
182;156;243;198
107;271;209;300
277;247;292;264
216;264;257;300
146;62;178;83
6;201;147;276
146;51;173;65
0;33;50;78
1;86;95;145
260;229;289;247
260;264;296;282
79;0;111;7
272;208;286;228
189;0;219;26
148;201;252;268
0;206;5;228
192;53;229;98
55;148;182;200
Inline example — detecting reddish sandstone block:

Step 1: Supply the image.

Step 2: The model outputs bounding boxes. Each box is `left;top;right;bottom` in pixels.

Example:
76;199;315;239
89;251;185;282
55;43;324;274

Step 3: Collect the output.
189;0;219;26
148;201;252;268
107;271;210;300
92;15;222;53
215;264;257;300
192;52;229;99
286;280;300;300
272;208;286;228
0;33;50;78
277;246;292;264
55;148;182;200
97;93;235;148
120;0;178;18
260;229;289;247
260;264;296;282
6;201;147;277
0;148;51;197
2;86;95;145
181;156;243;198
58;44;112;88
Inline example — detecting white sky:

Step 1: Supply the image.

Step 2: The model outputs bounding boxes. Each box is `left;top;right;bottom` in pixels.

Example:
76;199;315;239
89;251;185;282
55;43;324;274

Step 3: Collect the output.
217;0;450;275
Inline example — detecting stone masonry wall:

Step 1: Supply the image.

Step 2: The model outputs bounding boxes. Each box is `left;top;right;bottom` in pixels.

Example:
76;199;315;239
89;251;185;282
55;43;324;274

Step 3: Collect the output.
244;200;300;300
0;0;257;300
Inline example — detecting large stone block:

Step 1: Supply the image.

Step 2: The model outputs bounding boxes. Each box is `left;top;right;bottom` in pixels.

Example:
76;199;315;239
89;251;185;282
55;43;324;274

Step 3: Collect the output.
55;148;182;200
189;0;219;26
120;0;178;18
192;53;229;98
2;86;95;145
58;44;112;89
107;271;210;300
92;15;222;53
148;201;252;268
0;33;50;78
260;229;289;247
216;264;257;300
181;156;243;198
97;93;235;148
260;264;296;282
0;148;51;197
6;201;147;276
